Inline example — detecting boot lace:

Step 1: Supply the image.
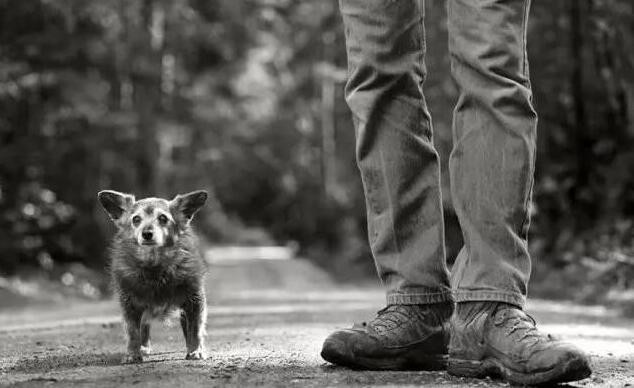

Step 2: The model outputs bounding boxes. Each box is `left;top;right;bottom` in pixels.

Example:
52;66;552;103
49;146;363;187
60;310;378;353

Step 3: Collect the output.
356;305;425;334
495;309;548;349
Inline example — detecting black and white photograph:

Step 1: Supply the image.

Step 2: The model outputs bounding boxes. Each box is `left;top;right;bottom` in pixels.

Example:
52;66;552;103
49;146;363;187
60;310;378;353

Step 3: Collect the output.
0;0;633;386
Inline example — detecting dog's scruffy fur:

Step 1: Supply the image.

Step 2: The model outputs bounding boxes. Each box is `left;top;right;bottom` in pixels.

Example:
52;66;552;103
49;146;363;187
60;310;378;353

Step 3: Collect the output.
98;189;208;363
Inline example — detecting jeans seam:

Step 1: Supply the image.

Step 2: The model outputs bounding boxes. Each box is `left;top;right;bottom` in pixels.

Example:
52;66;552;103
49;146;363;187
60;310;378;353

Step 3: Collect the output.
378;148;403;275
417;0;426;55
387;290;454;305
520;0;534;241
521;0;530;78
453;290;526;308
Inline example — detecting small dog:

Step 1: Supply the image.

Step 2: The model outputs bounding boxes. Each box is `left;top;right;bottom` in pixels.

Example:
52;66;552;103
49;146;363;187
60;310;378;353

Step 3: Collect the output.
98;189;208;363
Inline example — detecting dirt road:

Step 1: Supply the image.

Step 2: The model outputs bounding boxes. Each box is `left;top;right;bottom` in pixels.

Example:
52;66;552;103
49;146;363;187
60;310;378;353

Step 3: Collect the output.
1;252;633;387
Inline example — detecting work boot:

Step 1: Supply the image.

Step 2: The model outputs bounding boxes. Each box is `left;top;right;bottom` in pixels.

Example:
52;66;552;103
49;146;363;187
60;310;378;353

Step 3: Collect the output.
448;302;592;385
321;303;452;370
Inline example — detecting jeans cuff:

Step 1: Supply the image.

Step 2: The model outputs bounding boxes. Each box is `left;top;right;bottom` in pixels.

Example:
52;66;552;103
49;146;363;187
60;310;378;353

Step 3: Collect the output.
453;289;525;309
387;289;454;305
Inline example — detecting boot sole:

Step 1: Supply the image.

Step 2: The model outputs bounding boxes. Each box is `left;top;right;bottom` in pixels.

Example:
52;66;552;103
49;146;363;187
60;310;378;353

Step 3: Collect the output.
448;356;592;385
321;338;447;371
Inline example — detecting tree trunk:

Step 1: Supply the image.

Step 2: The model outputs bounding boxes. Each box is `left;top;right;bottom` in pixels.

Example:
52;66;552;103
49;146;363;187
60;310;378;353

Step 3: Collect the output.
570;0;589;227
134;0;163;196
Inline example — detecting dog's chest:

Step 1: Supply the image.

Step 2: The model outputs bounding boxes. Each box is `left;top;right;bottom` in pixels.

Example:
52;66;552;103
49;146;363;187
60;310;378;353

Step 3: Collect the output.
119;264;194;306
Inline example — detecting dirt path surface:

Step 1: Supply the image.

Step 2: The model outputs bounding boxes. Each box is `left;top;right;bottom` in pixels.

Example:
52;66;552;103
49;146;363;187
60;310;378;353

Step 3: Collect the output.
1;252;633;387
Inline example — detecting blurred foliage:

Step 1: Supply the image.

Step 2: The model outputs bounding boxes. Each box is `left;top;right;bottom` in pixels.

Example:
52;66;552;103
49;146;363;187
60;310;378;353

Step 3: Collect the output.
0;0;632;306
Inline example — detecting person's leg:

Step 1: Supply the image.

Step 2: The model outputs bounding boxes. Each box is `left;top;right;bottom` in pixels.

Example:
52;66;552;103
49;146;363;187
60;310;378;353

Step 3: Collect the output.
446;0;590;384
341;0;451;306
448;0;535;308
321;0;453;370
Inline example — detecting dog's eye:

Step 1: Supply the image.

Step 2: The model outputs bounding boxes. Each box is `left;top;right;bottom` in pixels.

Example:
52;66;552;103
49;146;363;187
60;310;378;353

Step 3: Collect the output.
132;216;141;225
158;214;168;225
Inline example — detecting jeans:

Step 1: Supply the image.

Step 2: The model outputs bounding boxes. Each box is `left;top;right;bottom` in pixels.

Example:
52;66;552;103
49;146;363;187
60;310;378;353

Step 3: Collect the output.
339;0;536;308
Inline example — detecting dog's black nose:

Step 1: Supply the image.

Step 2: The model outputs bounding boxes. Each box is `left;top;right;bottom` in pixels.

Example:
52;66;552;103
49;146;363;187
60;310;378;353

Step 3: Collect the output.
142;231;153;241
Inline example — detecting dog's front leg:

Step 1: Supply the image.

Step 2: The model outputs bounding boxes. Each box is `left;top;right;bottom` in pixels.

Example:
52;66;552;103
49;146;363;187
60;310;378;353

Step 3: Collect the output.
140;319;152;356
121;300;144;363
182;290;207;360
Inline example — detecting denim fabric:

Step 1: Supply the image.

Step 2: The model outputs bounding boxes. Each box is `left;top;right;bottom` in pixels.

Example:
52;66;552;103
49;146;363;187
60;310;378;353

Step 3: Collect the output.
338;0;536;308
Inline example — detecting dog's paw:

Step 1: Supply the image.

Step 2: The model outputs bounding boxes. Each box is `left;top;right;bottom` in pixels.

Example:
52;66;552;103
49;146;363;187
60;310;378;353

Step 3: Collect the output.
122;352;144;364
140;345;152;356
185;348;207;360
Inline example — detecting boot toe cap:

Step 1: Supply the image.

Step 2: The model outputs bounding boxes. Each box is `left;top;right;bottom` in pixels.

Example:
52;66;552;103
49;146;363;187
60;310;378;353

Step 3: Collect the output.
531;342;592;381
321;329;357;365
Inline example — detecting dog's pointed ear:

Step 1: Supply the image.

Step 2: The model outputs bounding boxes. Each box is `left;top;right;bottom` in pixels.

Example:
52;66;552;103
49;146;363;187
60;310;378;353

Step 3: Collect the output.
98;190;135;222
170;190;208;224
